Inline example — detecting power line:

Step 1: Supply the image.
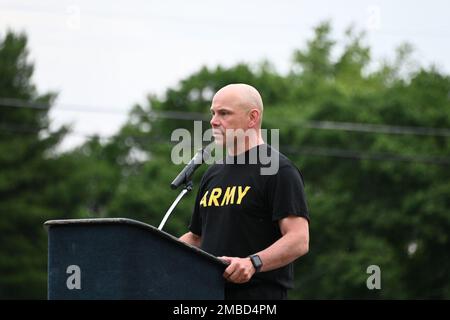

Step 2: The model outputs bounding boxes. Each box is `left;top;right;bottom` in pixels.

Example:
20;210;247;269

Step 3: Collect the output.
2;98;450;137
1;124;449;166
0;98;126;114
283;145;450;166
0;98;207;119
297;120;450;137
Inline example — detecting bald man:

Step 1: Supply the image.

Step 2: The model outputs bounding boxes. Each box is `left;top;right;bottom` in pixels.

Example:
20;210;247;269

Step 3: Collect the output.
180;83;310;300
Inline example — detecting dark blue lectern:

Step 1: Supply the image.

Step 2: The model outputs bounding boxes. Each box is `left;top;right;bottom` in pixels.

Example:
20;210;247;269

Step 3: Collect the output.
44;218;227;300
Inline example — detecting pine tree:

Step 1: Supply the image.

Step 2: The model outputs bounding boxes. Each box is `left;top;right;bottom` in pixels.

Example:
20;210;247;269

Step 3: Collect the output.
0;31;67;298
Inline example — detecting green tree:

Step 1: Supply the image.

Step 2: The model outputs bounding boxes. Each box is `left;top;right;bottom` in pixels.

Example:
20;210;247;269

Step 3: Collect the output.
277;23;450;299
0;31;70;298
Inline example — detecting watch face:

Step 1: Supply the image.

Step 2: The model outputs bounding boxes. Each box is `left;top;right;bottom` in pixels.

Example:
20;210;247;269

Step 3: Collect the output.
251;255;262;270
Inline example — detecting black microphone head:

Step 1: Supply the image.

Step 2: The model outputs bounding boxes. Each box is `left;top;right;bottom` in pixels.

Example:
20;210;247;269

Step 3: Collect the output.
170;148;210;190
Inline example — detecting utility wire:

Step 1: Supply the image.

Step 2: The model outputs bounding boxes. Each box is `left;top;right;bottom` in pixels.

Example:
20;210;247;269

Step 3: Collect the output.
283;145;450;166
297;120;450;137
1;124;449;166
2;98;450;137
0;98;126;114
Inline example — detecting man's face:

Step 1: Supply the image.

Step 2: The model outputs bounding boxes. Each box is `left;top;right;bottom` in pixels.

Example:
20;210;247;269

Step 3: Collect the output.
209;91;249;146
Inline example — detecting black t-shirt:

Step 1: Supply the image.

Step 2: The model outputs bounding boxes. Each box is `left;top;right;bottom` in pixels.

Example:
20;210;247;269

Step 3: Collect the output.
189;144;309;289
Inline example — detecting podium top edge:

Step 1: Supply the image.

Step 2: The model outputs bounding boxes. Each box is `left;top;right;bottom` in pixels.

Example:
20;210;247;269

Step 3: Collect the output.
45;218;149;227
44;218;228;268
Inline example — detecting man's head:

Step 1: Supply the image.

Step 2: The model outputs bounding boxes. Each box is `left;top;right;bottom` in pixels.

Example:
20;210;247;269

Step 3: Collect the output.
209;83;264;147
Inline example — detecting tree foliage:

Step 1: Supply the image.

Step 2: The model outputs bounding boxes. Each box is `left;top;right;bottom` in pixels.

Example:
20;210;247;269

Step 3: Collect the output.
0;31;73;298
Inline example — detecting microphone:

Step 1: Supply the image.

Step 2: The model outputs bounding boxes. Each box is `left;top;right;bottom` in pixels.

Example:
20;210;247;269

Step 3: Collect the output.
170;148;211;189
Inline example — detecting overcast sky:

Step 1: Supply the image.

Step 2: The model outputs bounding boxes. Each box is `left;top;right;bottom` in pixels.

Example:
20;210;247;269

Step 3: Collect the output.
1;0;449;150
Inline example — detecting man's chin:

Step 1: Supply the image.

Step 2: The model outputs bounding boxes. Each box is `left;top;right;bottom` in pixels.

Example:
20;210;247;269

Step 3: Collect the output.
212;135;225;145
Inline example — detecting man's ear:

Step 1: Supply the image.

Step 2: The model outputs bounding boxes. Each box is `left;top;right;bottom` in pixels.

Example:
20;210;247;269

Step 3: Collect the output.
248;109;260;128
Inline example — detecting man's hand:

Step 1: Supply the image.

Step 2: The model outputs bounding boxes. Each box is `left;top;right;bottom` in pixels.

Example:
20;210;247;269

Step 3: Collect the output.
219;256;256;284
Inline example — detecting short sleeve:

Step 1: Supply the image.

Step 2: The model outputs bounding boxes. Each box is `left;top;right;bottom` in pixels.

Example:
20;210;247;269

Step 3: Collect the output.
266;164;310;222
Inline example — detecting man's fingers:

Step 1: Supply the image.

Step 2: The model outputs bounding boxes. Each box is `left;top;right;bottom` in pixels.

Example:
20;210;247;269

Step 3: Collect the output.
223;261;237;278
220;257;254;283
224;269;235;280
225;266;249;283
219;256;232;265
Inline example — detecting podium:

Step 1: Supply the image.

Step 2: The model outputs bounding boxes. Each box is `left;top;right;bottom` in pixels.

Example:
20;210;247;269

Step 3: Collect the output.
44;218;227;300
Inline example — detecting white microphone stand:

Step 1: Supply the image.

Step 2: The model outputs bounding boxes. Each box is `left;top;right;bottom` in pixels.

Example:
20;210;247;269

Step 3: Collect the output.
158;180;193;231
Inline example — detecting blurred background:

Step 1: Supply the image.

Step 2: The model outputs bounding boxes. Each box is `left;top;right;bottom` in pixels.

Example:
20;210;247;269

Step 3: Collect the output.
0;0;449;299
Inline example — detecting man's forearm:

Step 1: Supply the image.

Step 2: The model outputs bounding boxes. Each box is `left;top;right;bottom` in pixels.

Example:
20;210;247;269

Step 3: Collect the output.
256;231;309;272
179;232;202;247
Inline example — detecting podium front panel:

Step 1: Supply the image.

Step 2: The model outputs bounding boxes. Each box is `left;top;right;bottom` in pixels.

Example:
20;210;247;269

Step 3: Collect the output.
47;220;226;300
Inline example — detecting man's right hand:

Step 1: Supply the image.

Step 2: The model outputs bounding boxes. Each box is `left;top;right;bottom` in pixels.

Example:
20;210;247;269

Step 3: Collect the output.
218;256;256;284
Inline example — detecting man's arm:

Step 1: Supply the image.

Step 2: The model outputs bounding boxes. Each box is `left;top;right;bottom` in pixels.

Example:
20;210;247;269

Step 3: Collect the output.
179;231;202;248
257;215;309;271
220;215;309;284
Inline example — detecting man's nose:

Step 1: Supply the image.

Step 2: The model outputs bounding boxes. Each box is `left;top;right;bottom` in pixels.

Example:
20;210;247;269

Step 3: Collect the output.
210;115;220;127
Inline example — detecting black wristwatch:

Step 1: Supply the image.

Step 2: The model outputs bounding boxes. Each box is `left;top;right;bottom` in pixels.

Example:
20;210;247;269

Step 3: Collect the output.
249;254;263;273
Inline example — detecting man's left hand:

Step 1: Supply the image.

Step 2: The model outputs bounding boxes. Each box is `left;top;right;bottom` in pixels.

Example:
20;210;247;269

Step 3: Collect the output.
218;256;256;283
